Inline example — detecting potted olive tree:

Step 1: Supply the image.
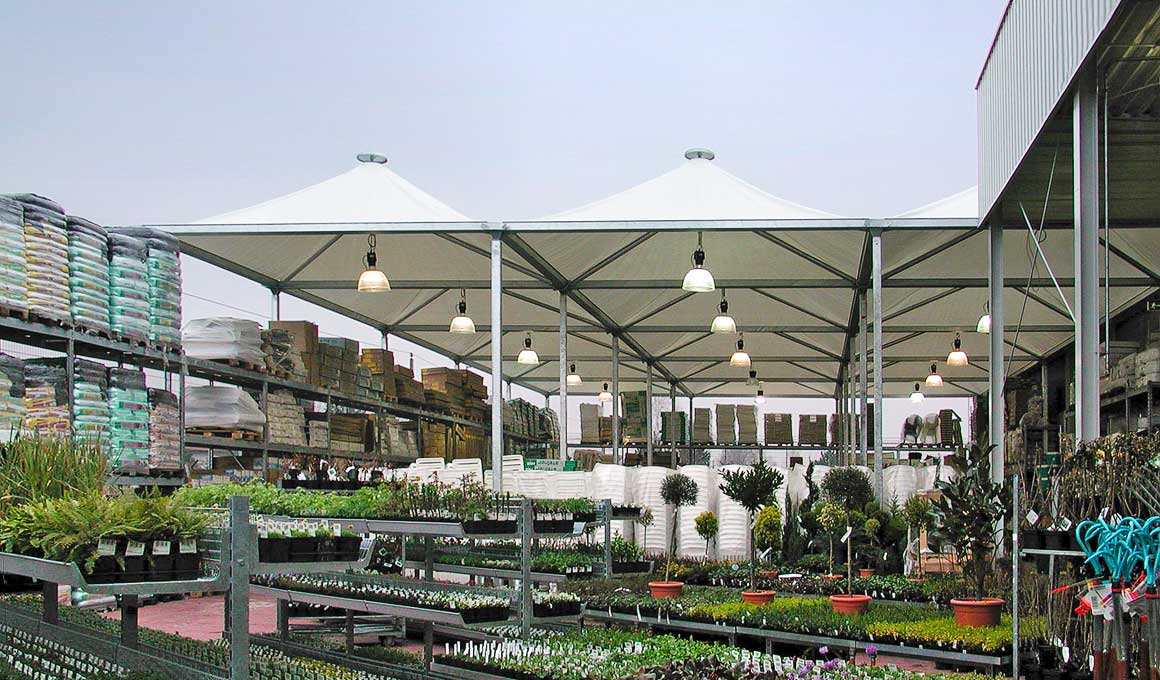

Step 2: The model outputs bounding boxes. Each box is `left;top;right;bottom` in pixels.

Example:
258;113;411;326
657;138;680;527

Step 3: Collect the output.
930;440;1009;627
718;460;784;605
649;472;698;599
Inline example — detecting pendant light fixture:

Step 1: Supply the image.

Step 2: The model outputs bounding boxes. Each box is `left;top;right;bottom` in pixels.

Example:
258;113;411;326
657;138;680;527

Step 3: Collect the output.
746;369;758;386
517;332;539;365
710;290;736;333
729;333;751;367
566;363;582;386
755;382;766;405
976;301;992;334
909;382;925;404
598;383;613;402
924;362;944;388
946;332;969;367
357;234;390;292
448;289;475;334
682;231;715;292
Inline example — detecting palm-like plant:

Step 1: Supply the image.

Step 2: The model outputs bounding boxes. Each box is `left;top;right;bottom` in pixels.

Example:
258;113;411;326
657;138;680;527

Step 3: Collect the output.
659;473;698;584
718;460;785;592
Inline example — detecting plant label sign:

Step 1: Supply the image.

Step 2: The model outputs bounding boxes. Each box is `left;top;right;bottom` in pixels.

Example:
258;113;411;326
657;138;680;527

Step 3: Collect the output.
841;526;852;543
97;539;117;556
1025;510;1039;527
126;541;146;557
180;539;198;554
152;541;171;555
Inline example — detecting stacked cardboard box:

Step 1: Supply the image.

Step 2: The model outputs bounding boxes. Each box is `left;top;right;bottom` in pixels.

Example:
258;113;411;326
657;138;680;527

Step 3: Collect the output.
798;414;828;445
620;391;647;442
360;349;396;401
580;403;601;443
715;404;737;444
764;413;793;445
736;405;757;444
459;370;489;421
422;367;466;415
262;328;308;381
393;366;426;405
268;321;320;386
355;365;382;401
306;415;330;449
266;389;307;446
319;337;360;394
660;411;687;443
599;416;613;443
423;422;450;459
379;414;419;460
1135;347;1160;388
329;413;371;454
504;398;542;437
692;408;712;443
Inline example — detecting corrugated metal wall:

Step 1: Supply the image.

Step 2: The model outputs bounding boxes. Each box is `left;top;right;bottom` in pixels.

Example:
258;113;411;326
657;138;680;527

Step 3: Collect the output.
977;0;1122;221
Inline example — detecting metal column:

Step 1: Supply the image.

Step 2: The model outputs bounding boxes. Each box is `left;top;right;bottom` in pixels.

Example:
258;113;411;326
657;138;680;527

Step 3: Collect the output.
490;232;504;491
847;360;857;466
611;335;620;464
859;292;869;466
271;289;281;320
1074;67;1101;442
871;235;884;499
989;223;1006;482
669;382;677;459
227;496;251;680
646;363;654;466
559;293;568;460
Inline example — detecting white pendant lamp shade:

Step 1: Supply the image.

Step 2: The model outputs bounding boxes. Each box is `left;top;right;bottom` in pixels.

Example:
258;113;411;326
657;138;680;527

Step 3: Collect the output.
682;232;715;292
517;333;539;365
357;234;390;292
946;332;969;367
729;334;751;367
925;362;944;388
976;302;992;334
448;290;475;333
566;363;582;386
910;382;925;404
598;383;613;402
710;292;736;333
755;382;765;404
746;369;758;386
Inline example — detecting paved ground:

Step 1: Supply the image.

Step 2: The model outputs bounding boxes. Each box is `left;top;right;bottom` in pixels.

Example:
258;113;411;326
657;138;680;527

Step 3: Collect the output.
98;595;963;674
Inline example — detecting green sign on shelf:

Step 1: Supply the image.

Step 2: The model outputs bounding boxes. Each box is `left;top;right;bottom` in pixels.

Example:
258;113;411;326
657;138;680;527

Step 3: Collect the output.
523;458;577;471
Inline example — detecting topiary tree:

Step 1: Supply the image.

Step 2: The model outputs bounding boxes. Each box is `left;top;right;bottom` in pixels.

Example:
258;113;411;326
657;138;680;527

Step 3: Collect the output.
719;460;785;593
637;507;655;552
822;467;874;513
815;500;847;576
694;511;718;556
753;505;782;563
901;495;934;576
660;473;698;584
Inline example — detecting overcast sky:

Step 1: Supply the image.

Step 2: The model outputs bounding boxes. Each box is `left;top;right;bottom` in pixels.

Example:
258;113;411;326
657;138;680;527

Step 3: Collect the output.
0;1;1004;445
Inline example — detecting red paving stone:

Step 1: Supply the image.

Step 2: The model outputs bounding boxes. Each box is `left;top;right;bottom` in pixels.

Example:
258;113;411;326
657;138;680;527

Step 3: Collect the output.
101;593;279;640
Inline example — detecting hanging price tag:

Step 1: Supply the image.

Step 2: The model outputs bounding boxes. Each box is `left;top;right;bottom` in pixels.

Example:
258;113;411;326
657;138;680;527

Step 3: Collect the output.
1058;517;1073;532
1025;510;1040;527
841;527;853;543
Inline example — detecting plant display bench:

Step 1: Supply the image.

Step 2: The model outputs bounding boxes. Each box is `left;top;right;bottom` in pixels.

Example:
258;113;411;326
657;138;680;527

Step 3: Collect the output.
581;608;1012;677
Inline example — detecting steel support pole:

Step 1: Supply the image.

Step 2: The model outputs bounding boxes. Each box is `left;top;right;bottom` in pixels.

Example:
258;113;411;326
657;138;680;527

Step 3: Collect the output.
688;395;695;465
989;223;1006;482
859;293;869;466
871;235;884;499
1041;362;1050;424
228;496;251;680
646;363;654;466
490;232;504;491
1074;68;1101;442
669;382;677;456
611;336;620;464
847;358;856;465
559;293;568;460
271;290;280;321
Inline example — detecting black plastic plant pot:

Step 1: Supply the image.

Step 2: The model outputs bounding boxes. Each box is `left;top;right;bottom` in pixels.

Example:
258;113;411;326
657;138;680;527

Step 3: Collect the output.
336;536;363;562
572;511;597;524
258;538;292;563
533;519;576;535
1070;671;1092;680
316;536;337;562
175;549;201;580
87;556;120;584
1041;668;1069;680
149;553;176;582
1066;530;1083;552
611;506;642;520
533;601;581;618
611;561;651;574
1037;644;1058;669
289;537;319;563
1024;664;1042;680
282;479;301;490
119;556;146;583
458;605;510;624
1021;529;1044;550
1043;531;1069;551
463;520;517;535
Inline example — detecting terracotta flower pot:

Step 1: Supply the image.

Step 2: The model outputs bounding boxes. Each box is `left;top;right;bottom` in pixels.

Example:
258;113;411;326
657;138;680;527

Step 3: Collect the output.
741;590;776;605
950;598;1004;627
822;573;844;580
759;569;779;578
829;594;872;615
907;577;926;583
648;581;684;599
858;568;877;578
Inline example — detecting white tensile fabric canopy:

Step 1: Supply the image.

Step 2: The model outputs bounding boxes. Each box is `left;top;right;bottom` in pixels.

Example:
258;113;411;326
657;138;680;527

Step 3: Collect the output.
153;150;1159;399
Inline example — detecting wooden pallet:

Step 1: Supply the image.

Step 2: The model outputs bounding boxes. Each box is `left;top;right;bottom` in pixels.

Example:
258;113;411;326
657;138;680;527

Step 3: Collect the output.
210;358;265;373
29;311;70;328
0;304;29;321
186;427;262;442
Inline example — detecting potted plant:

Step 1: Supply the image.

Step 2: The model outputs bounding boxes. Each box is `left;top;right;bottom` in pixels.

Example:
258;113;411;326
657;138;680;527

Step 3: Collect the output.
649;472;698;599
814;501;846;578
753;505;782;582
930;440;1010;627
858;518;880;578
828;506;871;615
258;531;291;563
718;460;784;605
694;511;718;558
638;508;654;548
900;495;933;581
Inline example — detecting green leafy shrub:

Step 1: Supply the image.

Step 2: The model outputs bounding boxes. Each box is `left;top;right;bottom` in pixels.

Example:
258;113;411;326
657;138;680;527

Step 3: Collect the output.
752;505;781;562
822;467;873;512
659;473;698;583
694;511;718;556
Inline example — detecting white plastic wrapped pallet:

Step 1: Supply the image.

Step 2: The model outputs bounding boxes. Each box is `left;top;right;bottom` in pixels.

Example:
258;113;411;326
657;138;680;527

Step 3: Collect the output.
631;466;670;555
714;465;751;560
184;385;265;431
182;318;266;364
882;465;918;506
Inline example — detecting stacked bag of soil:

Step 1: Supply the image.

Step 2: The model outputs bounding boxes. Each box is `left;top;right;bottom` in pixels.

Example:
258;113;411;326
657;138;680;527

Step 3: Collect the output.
111;228;181;348
70;359;110;454
0;354;25;438
108;367;149;471
22;360;69;434
65;215;110;335
9;194;69;324
107;233;151;343
147;388;181;471
0;197;28;314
